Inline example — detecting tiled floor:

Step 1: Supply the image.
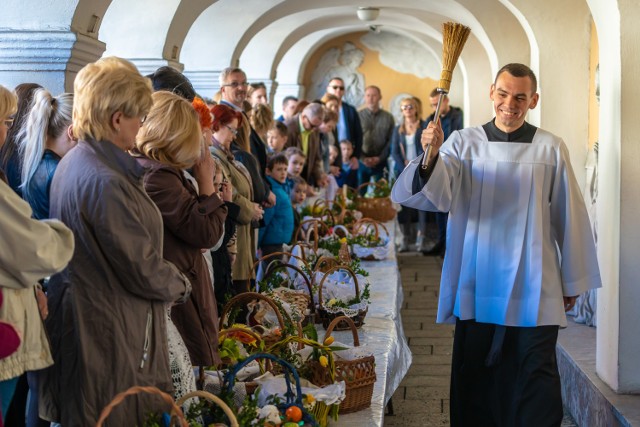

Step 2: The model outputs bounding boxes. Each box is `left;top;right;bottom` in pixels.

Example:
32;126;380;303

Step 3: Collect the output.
383;252;579;426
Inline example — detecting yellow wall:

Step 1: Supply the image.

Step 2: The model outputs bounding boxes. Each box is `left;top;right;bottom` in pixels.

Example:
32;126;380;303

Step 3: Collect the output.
302;32;439;117
588;19;599;150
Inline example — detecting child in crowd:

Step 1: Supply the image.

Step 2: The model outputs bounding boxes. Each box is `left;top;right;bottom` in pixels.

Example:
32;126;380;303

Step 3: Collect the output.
258;154;294;261
335;139;359;188
266;121;288;154
289;176;308;244
284;146;315;196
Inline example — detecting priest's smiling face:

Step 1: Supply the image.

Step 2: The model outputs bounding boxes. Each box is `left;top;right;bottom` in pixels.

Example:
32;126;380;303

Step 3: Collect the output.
490;72;539;133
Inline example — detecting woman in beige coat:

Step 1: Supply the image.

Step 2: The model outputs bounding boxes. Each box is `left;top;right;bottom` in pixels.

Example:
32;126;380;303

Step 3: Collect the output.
0;84;74;424
210;104;263;293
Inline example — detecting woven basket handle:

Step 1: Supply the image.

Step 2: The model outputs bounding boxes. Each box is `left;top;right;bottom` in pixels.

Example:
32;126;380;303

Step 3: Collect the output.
96;386;187;427
254;251;309;272
323;315;360;347
218;327;264;345
352;218;389;240
317;265;359;310
356;179;388;194
218;292;288;331
175;390;239;427
262;263;314;309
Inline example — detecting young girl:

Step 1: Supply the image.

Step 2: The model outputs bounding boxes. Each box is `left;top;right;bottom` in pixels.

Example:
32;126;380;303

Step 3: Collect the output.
288;176;308;244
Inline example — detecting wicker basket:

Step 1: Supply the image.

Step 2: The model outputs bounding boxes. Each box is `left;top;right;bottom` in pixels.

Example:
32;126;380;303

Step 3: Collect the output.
355;180;396;222
316;266;367;330
293;218;332;251
309;316;376;414
350;218;391;261
96;385;189;427
260;262;315;326
175;390;239;427
219;292;293;347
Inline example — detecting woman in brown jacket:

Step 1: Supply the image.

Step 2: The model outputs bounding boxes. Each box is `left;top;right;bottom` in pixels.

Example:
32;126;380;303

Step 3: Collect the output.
41;57;191;426
135;91;226;370
210;104;263;293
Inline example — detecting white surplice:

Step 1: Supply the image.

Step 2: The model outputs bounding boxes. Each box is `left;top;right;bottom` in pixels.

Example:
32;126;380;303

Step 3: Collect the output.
391;125;601;327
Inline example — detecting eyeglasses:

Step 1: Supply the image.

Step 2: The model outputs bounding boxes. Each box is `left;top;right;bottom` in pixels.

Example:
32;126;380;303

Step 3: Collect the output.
140;115;147;125
225;125;238;136
401;105;414;110
3;118;13;128
223;81;248;89
330;85;345;91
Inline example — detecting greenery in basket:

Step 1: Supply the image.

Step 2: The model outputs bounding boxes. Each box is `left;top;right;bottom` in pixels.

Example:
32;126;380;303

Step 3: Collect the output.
363;176;395;199
326;281;371;309
349;233;384;248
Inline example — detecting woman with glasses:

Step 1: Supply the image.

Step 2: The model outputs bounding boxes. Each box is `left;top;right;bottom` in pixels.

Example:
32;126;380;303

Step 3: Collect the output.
40;57;192;426
391;96;428;252
210;104;263;293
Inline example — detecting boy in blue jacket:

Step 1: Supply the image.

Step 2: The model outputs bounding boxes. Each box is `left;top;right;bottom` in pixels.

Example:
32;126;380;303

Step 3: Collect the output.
259;153;294;262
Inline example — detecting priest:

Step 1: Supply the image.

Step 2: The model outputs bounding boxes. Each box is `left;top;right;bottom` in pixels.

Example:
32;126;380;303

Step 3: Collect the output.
391;63;601;427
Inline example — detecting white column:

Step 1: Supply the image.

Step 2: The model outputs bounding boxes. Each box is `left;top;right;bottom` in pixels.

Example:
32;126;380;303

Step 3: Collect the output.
0;30;104;93
183;70;222;99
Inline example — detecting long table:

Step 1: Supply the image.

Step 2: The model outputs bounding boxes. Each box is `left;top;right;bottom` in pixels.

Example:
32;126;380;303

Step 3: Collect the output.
326;225;412;425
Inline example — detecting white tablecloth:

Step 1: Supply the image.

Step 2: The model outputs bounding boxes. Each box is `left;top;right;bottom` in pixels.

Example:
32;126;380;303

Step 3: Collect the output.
326;222;412;426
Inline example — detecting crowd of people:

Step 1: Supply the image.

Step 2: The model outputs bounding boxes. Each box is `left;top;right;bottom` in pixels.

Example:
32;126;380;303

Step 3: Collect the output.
0;56;450;426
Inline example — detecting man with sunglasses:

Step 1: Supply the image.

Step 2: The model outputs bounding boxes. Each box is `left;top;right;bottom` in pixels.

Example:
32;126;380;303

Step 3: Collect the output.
326;77;363;171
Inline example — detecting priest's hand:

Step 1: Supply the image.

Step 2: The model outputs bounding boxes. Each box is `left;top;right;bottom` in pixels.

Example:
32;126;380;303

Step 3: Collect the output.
421;121;444;162
563;295;578;312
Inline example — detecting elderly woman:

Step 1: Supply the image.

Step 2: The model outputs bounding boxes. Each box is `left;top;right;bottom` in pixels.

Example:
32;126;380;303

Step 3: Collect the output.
40;57;191;426
134;91;226;374
210;104;263;293
0;85;74;426
390;96;428;252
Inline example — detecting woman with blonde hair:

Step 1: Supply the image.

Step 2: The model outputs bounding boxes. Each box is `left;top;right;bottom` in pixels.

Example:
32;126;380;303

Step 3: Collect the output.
390;96;427;252
135;91;228;387
250;102;274;142
40;57;192;426
20;90;76;220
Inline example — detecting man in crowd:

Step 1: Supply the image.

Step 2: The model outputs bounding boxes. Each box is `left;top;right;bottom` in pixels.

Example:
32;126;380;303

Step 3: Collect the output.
358;85;395;186
391;63;601;427
326;77;362;170
422;88;463;256
219;67;275;207
284;102;328;188
276;96;298;123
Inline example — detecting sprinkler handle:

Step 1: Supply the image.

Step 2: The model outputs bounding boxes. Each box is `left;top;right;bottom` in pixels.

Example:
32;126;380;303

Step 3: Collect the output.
422;89;447;168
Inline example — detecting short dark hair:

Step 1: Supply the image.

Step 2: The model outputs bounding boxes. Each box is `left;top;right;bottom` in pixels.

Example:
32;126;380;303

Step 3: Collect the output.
267;153;288;170
147;66;196;101
328;76;344;85
249;82;266;91
365;85;381;95
270;120;288;136
495;63;538;94
429;88;440;98
282;96;298;107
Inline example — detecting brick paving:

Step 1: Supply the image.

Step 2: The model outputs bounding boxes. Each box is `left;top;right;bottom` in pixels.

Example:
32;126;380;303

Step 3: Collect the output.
384;253;451;426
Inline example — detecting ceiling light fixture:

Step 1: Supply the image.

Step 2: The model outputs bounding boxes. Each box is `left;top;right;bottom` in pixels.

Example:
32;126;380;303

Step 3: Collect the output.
357;7;380;22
